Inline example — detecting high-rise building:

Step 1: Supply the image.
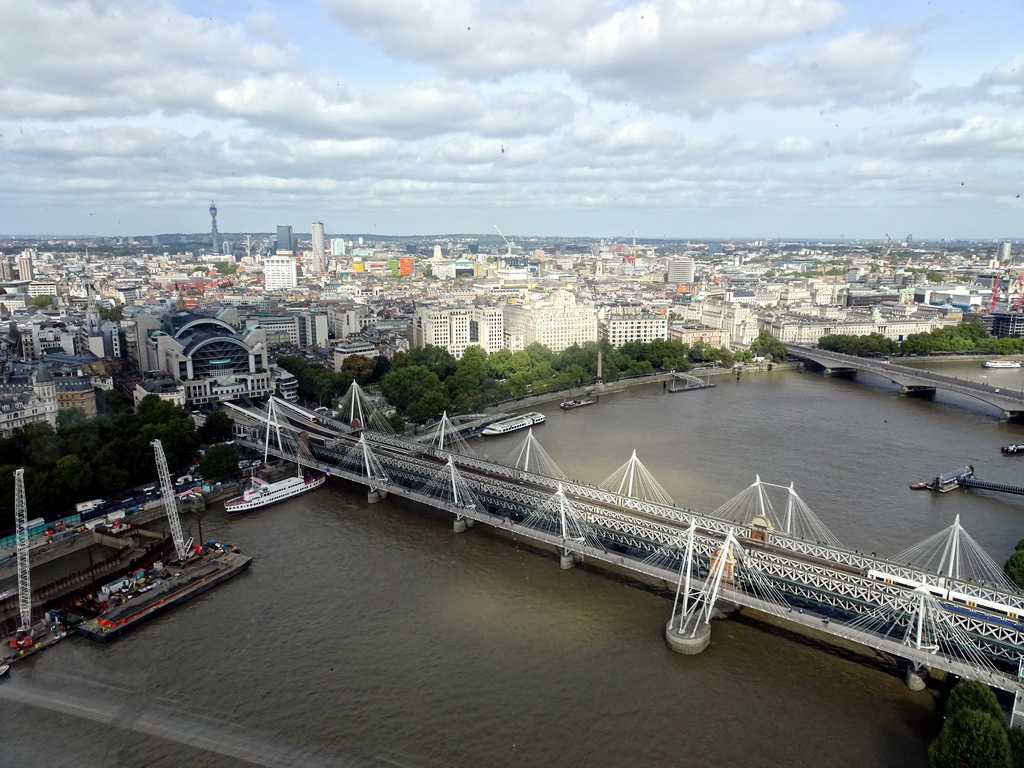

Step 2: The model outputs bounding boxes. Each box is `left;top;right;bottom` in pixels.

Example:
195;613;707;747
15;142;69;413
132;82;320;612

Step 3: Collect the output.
0;257;12;281
17;249;35;281
1000;242;1012;263
331;238;347;256
276;225;295;256
311;221;325;273
667;256;696;284
209;201;220;254
263;254;298;290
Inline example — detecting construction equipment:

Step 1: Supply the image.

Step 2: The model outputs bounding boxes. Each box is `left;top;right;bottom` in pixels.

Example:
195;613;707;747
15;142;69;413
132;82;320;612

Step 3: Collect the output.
11;469;33;647
152;439;193;561
1015;274;1024;312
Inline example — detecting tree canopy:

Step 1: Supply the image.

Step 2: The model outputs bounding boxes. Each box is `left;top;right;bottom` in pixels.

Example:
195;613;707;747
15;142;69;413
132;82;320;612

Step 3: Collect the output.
0;394;200;532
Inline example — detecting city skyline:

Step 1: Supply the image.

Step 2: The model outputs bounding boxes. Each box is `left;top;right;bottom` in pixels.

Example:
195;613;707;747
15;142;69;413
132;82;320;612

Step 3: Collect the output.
2;0;1022;240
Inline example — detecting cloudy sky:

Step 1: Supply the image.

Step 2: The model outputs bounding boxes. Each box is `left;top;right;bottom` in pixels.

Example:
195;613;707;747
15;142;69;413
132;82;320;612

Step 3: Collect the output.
2;0;1022;240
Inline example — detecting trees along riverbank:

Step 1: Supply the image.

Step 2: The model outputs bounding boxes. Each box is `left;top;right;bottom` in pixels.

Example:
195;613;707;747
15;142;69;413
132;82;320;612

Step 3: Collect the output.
819;320;1024;357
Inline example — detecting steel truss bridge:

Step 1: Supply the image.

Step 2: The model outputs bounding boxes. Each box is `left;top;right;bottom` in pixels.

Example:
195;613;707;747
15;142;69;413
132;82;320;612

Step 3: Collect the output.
225;399;1024;722
786;345;1024;421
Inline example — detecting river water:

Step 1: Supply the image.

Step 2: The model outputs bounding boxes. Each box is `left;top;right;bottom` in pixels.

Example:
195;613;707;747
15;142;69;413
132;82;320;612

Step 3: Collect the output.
4;360;1024;768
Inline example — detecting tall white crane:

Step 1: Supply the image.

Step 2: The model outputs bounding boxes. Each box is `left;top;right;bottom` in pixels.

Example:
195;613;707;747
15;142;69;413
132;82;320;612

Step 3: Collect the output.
151;439;191;561
493;225;515;258
13;468;32;637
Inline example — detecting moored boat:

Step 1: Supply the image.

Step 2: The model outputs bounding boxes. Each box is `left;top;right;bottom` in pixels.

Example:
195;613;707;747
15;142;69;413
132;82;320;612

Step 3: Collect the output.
224;471;326;515
1002;443;1024;455
481;412;546;436
560;398;596;410
984;360;1021;369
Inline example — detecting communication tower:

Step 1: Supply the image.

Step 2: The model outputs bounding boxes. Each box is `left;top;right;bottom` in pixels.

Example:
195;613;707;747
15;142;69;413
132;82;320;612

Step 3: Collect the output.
209;201;220;255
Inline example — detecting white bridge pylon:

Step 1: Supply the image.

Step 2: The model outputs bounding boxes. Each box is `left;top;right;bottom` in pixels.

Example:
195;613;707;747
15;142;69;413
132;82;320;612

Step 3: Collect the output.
503;428;565;479
419;457;487;518
713;476;841;547
666;523;794;645
523;483;602;554
422;411;478;458
600;449;675;507
844;584;1004;684
336;381;396;435
336;434;392;490
894;514;1017;591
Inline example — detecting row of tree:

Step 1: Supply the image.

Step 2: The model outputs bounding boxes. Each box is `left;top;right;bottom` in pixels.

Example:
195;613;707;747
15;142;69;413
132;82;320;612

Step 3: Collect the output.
0;395;237;532
372;335;789;422
818;321;1024;357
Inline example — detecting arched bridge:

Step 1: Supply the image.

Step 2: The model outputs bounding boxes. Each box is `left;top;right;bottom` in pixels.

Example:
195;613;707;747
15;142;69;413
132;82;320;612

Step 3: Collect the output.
786;345;1024;421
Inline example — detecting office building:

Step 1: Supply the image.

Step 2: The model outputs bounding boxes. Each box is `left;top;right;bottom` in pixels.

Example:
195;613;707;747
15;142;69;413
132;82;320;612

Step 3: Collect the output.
311;221;325;273
263;254;298;290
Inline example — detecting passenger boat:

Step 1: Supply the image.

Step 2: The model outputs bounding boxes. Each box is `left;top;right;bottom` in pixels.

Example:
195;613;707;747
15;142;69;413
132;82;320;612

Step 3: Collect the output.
0;663;9;677
223;469;326;515
1001;444;1024;455
559;398;596;410
481;412;546;436
984;360;1021;368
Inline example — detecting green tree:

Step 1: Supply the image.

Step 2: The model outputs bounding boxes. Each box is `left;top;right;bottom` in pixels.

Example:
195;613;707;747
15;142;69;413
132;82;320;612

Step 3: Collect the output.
213;261;239;275
1004;551;1024;588
32;295;54;309
200;410;235;445
749;331;788;361
200;443;241;481
928;709;1011;768
96;304;124;322
947;681;1005;723
1007;727;1024;768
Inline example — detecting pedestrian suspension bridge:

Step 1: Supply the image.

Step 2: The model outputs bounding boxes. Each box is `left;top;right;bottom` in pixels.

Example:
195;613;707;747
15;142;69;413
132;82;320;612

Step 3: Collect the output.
224;387;1024;723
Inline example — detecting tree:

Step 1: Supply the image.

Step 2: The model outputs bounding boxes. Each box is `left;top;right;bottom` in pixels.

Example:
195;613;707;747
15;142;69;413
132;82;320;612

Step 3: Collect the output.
199;443;241;481
1007;728;1024;768
32;294;54;309
928;709;1011;768
200;410;234;445
1004;550;1024;589
749;331;788;361
96;304;124;322
947;681;1005;723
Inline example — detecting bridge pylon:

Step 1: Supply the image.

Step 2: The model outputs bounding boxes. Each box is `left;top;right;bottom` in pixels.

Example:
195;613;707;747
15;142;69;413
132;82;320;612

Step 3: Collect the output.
418;457;487;532
666;526;741;655
523;483;599;569
337;435;392;502
600;449;675;507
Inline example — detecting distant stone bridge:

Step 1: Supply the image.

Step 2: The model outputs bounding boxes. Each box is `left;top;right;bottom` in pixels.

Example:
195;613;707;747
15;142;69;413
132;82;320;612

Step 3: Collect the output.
785;345;1024;421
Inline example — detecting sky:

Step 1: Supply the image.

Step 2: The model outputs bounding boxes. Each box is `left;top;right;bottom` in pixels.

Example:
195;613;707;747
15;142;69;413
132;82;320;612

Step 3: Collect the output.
1;0;1022;241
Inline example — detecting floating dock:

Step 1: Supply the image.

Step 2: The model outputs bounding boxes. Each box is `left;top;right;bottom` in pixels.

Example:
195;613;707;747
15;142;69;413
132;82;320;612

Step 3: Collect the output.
76;549;251;643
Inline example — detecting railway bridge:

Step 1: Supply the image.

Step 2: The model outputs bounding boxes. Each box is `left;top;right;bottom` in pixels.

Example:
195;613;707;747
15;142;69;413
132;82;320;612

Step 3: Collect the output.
223;394;1024;723
785;345;1024;421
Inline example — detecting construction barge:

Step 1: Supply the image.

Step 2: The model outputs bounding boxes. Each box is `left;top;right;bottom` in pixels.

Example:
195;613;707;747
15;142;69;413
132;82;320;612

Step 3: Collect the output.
76;547;251;644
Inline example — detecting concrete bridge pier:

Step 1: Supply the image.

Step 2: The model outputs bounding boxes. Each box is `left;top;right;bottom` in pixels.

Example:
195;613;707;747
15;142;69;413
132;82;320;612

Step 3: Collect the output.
664;612;711;655
899;386;936;398
452;515;474;533
905;663;928;692
822;367;858;378
559;548;577;570
1000;410;1024;422
367;489;388;503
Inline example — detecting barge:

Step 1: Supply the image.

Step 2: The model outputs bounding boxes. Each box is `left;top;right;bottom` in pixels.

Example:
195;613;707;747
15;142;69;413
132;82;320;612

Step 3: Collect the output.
76;547;251;643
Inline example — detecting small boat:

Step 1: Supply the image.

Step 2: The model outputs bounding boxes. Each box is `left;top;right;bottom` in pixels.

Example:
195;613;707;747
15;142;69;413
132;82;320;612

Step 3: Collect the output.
909;481;931;490
1002;444;1024;455
984;360;1021;369
0;664;9;677
560;398;596;410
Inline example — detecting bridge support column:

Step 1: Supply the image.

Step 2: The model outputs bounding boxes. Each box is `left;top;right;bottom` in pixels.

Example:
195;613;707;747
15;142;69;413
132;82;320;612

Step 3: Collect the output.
367;489;388;503
453;516;468;533
664;612;711;655
904;663;928;692
559;549;576;570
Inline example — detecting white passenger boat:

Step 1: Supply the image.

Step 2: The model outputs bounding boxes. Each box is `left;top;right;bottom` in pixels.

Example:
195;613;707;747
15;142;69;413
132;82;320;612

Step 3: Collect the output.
983;360;1021;368
481;412;546;436
224;470;326;515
